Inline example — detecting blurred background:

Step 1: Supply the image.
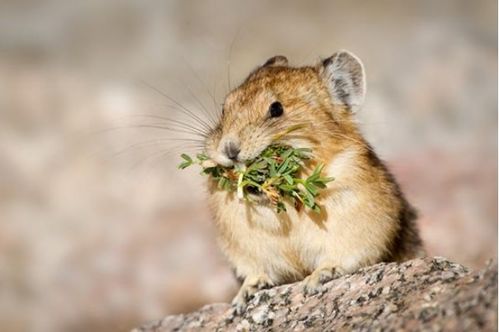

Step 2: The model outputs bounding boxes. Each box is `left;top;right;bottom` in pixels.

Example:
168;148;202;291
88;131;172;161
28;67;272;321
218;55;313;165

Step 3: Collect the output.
0;0;496;331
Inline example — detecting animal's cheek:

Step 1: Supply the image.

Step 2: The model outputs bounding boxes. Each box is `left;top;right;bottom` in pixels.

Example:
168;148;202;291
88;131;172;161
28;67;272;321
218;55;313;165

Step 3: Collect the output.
239;135;273;161
275;137;315;152
204;135;223;160
203;138;215;154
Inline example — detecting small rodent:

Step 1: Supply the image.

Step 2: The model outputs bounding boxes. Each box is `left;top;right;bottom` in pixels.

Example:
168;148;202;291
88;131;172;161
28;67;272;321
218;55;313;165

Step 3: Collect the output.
204;50;425;312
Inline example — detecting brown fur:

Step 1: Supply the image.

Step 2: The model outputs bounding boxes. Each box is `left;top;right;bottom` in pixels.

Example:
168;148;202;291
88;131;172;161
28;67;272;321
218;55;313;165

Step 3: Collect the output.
204;51;425;308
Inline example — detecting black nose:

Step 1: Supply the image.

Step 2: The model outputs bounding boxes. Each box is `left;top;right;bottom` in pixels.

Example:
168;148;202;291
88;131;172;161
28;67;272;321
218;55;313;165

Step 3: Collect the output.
224;142;240;161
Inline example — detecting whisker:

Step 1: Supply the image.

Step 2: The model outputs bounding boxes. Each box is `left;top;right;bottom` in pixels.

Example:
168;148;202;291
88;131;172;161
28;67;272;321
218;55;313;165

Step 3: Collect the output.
226;28;241;94
159;100;214;133
139;80;214;133
180;58;222;124
129;143;203;171
181;81;218;128
108;138;203;159
130;115;210;137
90;121;207;139
148;145;204;169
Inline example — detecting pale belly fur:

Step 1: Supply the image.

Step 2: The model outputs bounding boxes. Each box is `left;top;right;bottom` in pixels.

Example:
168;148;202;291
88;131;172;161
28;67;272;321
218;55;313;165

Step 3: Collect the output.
210;182;397;284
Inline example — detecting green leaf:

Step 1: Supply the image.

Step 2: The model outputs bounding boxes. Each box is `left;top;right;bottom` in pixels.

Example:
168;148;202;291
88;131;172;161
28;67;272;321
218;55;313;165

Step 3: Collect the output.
177;145;334;214
181;154;193;162
178;161;191;169
196;153;209;161
283;174;294;185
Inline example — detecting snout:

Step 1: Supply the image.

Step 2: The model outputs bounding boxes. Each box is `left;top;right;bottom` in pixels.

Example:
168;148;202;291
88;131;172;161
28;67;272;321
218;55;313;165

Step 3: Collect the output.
209;128;272;167
224;141;240;161
211;135;241;167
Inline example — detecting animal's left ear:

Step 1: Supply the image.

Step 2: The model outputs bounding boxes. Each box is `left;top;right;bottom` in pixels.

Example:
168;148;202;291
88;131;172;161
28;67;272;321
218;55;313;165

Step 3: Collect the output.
262;55;288;67
318;50;366;112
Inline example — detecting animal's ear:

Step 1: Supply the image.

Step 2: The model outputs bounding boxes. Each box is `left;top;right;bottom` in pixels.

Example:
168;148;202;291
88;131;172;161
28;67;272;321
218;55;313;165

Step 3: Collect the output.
244;55;289;83
318;50;366;112
262;55;288;67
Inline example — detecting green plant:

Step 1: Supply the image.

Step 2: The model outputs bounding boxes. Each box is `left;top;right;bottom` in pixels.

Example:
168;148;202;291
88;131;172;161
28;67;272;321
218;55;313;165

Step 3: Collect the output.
179;145;334;213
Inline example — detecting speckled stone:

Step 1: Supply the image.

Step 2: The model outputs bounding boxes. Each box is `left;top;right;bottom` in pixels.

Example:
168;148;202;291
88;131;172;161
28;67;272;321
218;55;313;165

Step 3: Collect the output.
132;257;497;332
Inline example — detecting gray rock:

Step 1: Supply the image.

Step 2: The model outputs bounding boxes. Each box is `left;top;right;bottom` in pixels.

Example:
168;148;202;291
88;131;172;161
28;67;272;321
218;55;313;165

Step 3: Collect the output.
132;257;497;332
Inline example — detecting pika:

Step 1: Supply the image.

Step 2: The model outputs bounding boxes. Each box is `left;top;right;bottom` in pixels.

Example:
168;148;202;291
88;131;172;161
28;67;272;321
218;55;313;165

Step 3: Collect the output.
204;51;425;311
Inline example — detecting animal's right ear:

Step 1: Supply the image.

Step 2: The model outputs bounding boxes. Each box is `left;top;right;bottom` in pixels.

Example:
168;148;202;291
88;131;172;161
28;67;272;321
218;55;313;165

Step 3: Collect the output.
318;50;366;112
262;55;288;67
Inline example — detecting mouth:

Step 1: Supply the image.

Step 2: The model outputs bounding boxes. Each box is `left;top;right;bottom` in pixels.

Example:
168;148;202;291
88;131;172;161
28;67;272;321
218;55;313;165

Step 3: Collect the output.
213;155;236;168
213;149;254;168
245;185;261;196
206;156;266;199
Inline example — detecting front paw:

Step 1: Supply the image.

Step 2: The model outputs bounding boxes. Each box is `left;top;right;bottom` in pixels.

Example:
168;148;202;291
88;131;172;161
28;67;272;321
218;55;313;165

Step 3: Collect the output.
231;293;248;316
303;265;343;296
231;274;274;314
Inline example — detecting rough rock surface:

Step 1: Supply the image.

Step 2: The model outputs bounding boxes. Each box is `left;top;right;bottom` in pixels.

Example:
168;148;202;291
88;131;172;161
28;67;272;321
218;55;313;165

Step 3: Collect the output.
133;257;497;331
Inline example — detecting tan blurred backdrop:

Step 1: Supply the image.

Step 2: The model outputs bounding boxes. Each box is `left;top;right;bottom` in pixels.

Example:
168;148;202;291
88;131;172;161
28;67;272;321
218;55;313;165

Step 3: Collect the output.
0;0;497;331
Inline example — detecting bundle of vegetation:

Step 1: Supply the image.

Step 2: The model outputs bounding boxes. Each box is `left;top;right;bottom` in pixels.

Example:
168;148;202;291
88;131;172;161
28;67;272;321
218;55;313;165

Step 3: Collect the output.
179;145;334;213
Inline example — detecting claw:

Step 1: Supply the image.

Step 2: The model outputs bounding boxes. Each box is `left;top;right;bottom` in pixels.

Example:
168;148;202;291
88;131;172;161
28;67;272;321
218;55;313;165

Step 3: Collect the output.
302;265;343;296
231;274;274;314
303;275;322;296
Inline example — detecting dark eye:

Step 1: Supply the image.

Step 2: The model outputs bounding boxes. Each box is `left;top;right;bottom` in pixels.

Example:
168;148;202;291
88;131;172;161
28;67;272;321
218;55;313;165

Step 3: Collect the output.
269;101;283;118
